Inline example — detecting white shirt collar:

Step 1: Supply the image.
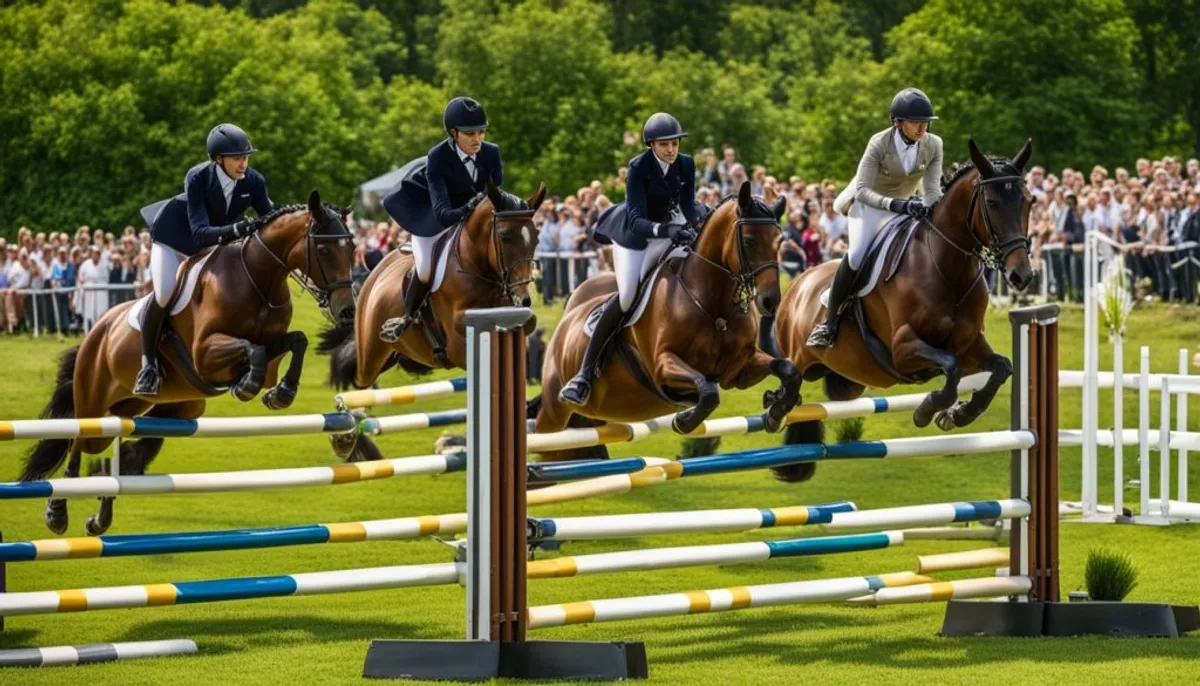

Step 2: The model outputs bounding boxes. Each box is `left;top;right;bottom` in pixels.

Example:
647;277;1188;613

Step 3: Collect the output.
893;128;918;151
893;128;919;174
652;153;671;175
215;163;238;207
456;145;475;162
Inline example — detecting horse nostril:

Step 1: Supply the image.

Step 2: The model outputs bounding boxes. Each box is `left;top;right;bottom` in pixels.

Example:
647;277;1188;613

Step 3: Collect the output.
519;296;532;308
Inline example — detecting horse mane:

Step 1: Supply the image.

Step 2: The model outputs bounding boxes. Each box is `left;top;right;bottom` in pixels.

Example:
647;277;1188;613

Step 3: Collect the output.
942;154;1022;192
251;202;351;229
491;189;529;213
701;193;773;230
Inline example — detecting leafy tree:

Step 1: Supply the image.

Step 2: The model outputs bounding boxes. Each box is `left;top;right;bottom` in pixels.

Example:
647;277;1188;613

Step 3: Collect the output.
884;0;1146;171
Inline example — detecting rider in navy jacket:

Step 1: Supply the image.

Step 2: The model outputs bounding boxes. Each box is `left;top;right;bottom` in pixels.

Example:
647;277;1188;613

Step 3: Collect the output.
378;96;502;343
559;112;699;407
134;124;272;396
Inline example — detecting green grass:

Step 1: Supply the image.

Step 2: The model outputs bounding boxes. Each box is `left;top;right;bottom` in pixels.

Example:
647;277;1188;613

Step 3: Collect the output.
1;289;1198;685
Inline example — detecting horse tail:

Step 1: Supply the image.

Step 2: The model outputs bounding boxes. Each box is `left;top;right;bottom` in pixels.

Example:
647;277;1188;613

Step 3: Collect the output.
317;321;359;390
21;346;79;482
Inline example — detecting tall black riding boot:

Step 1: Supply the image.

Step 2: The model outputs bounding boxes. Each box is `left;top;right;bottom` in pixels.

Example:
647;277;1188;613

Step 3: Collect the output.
806;260;858;348
558;298;624;406
133;299;168;396
380;277;431;343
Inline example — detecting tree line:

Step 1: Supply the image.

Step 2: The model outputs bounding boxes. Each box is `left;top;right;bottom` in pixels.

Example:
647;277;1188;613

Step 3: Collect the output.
2;0;1196;233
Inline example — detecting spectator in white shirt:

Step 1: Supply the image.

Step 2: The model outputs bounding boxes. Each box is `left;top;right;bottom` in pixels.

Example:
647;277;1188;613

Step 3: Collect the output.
819;200;848;244
76;245;108;331
5;248;31;332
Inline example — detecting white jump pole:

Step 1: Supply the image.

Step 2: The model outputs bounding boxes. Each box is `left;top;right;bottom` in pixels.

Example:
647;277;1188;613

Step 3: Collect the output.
1112;332;1124;519
1082;230;1098;518
1139;346;1151;519
1179;349;1190;503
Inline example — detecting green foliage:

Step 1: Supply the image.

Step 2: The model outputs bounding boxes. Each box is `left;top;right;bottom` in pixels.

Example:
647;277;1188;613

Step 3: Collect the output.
885;0;1146;170
1;0;1198;236
834;416;865;443
1084;548;1139;601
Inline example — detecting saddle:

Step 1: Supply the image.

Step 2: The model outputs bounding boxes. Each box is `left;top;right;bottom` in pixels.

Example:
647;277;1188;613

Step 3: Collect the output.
399;225;461;368
822;216;943;385
125;245;244;395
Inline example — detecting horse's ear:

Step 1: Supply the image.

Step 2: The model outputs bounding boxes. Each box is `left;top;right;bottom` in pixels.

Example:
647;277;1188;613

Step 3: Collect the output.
968;138;995;179
772;196;787;221
307;190;325;225
737;181;752;212
527;182;546;210
1012;138;1033;173
486;179;502;208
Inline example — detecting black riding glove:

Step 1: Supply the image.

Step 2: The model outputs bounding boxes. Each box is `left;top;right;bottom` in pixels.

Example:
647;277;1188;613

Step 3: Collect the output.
217;218;255;244
889;198;928;219
668;224;698;246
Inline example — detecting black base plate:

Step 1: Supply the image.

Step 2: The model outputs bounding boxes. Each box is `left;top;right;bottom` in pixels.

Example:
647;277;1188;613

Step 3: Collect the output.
362;640;648;681
942;601;1200;638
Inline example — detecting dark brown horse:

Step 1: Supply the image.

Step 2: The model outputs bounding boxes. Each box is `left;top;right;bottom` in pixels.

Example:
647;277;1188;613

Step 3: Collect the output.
320;181;545;462
22;191;356;535
769;139;1034;482
533;182;801;463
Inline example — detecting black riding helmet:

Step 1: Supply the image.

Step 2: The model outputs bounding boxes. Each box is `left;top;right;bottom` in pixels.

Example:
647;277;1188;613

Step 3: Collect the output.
642;112;687;145
443;97;489;134
206;123;257;159
889;88;938;122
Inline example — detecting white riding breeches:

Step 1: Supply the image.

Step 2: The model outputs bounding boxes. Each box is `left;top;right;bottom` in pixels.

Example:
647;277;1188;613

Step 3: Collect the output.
149;242;184;307
845;201;899;271
612;238;673;312
411;228;452;284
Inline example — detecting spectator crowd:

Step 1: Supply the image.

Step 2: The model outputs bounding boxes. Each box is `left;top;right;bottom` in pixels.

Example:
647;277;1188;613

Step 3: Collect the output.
6;146;1200;338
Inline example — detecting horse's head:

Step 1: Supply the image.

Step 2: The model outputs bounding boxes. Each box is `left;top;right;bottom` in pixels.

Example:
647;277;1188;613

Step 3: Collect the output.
717;181;786;316
964;138;1035;291
295;190;356;325
466;180;545;309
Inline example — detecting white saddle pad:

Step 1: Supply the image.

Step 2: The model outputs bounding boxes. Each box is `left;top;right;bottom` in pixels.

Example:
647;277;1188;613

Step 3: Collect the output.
127;251;215;331
819;225;901;308
584;246;687;337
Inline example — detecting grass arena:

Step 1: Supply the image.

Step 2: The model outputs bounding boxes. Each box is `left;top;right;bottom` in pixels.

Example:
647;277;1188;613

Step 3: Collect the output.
2;289;1199;684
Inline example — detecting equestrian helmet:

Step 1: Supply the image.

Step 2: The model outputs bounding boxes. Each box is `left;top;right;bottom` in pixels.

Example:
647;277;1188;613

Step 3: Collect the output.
443;97;489;134
206;123;257;158
642;112;687;145
889;88;938;122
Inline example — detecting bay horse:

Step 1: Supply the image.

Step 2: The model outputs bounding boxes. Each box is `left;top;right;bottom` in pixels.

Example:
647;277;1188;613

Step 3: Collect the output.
319;181;545;462
768;139;1035;482
21;191;356;535
533;182;801;463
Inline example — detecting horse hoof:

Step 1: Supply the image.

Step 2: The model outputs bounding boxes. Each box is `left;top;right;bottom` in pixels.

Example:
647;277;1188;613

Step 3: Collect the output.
762;389;779;410
263;385;297;410
671;414;696;435
934;410;957;432
84;514;109;537
45;503;68;535
329;432;358;461
762;411;783;434
912;407;933;428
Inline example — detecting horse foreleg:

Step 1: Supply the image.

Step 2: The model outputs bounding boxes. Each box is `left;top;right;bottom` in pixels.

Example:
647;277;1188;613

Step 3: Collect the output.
892;329;961;429
44;443;82;535
741;353;802;434
196;334;266;402
935;339;1012;430
263;331;308;410
655;352;719;435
